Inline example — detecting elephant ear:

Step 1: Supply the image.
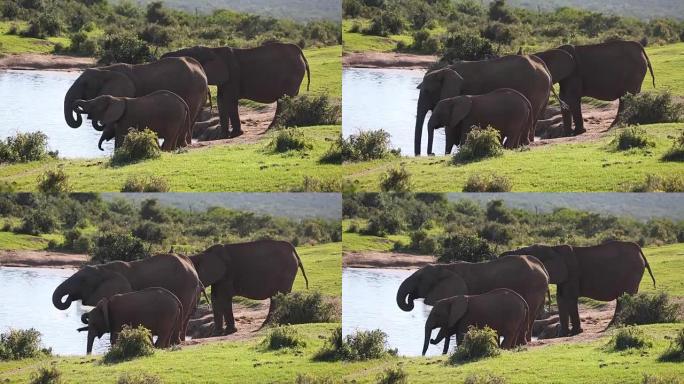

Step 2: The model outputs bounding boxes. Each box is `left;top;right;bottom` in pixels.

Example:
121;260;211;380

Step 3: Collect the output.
86;272;131;306
439;68;464;100
448;97;472;131
102;99;126;124
447;296;468;330
538;246;569;284
193;47;230;85
424;269;468;305
97;298;110;332
99;70;135;98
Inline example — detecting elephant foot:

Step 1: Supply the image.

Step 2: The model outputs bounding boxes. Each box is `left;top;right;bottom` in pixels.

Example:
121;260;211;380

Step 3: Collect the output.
569;328;583;336
224;326;238;335
573;127;587;136
229;130;244;138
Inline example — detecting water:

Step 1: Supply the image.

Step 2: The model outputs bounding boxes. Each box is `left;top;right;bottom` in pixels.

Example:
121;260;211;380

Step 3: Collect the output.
0;70;114;158
342;268;444;357
0;267;109;355
342;68;445;157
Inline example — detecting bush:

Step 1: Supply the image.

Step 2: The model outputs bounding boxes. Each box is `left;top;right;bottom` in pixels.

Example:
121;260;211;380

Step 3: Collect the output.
99;32;152;65
614;292;680;326
364;11;404;37
37;167;70;194
16;209;58;235
292;176;341;192
62;228;92;253
22;14;62;38
29;365;62;384
607;326;652;351
116;372;162;384
438;233;495;262
273;95;341;128
269;128;313;153
103;325;154;364
478;222;513;245
658;328;684;362
628;174;684;192
488;0;517;23
464;373;507;384
67;31;99;56
617;92;684;125
463;173;512;192
482;22;514;45
641;374;683;384
452;126;504;164
132;222;166;243
448;326;500;364
611;126;655;151
91;232;150;263
441;32;495;62
319;136;343;164
662;130;684;162
121;175;170;192
0;329;49;361
407;230;438;254
0;132;55;164
380;166;411;192
342;130;399;162
295;374;335;384
409;29;442;54
363;211;403;236
110;129;161;165
263;325;306;350
139;24;172;47
269;291;338;325
376;367;408;384
314;327;396;361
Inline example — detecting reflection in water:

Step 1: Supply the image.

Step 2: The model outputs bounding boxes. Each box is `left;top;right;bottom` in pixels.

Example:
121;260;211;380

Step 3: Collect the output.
342;268;443;357
342;68;445;157
0;267;109;355
0;70;114;158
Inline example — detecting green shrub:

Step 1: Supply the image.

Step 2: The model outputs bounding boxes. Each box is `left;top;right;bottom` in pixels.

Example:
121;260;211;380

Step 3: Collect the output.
448;326;500;364
319;136;343;164
641;374;683;384
103;325;154;364
37;167;70;194
0;329;49;361
62;228;92;253
314;327;396;361
0;132;55;164
29;365;62;384
617;92;684;125
364;11;404;37
269;291;338;325
662;130;684;162
91;232;150;263
611;126;655;151
464;372;507;384
295;374;335;384
263;325;306;350
16;209;58;235
478;222;513;245
292;176;341;192
614;292;680;326
482;22;514;45
463;173;512;192
628;174;684;192
132;222;167;244
269;128;313;153
99;32;152;65
452;126;504;164
139;24;172;47
342;130;399;162
441;32;495;62
658;328;684;362
121;175;170;192
376;367;408;384
407;230;438;254
22;13;62;38
273;95;341;128
363;211;403;236
488;0;517;23
607;326;652;351
438;233;495;262
110;129;162;166
67;31;99;56
116;372;162;384
410;29;442;54
380;166;412;192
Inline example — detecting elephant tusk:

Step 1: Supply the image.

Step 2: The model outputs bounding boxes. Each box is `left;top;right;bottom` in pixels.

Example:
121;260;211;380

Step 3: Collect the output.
77;326;88;332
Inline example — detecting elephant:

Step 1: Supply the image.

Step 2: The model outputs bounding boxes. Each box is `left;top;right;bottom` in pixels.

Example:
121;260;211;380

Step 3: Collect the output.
77;287;182;354
64;57;208;146
162;42;310;139
532;315;560;338
500;241;656;336
414;54;552;155
53;253;201;343
190;240;309;335
534;40;655;135
426;88;533;154
73;90;190;151
423;288;529;355
396;255;549;343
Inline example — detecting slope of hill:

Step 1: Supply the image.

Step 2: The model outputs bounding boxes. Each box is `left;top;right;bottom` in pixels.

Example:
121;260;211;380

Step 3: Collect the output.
131;0;341;21
505;0;684;20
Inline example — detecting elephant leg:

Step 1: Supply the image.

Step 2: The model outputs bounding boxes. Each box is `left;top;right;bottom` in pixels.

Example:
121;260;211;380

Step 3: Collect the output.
442;333;451;355
260;297;275;330
568;296;583;335
556;290;571;337
215;88;232;139
227;100;243;138
609;98;625;128
223;295;237;335
559;88;574;136
268;100;283;130
210;284;224;336
527;294;545;342
604;298;623;331
530;99;548;143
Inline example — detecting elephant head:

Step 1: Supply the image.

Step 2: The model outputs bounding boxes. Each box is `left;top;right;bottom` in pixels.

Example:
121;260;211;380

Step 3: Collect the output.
52;265;132;310
427;96;472;155
423;296;467;355
78;298;110;354
73;96;126;150
162;46;233;87
500;244;575;285
64;68;135;130
414;67;464;156
189;244;229;286
533;48;576;84
396;264;468;312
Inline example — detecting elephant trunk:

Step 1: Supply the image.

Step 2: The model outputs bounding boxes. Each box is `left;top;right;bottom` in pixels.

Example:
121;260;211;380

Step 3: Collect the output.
81;313;89;324
92;119;105;132
414;102;429;156
98;133;106;151
423;319;435;356
396;278;416;312
52;282;73;310
86;329;95;355
64;84;83;128
426;116;437;155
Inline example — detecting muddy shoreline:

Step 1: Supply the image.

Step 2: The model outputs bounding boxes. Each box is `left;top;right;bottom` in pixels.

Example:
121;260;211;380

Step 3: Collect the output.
0;53;96;71
343;251;436;269
0;250;88;269
343;51;437;69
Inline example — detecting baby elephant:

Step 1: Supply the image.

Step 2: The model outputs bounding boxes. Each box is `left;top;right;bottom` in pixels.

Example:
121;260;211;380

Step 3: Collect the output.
423;288;529;356
426;88;533;154
74;90;190;151
78;287;182;354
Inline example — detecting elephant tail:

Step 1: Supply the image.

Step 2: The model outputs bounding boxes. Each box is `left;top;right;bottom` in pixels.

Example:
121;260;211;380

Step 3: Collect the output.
639;248;656;288
640;44;656;88
297;46;311;92
292;247;309;289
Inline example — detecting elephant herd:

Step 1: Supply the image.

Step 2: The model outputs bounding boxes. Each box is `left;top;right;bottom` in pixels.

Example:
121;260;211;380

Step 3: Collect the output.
415;40;655;155
395;240;656;355
63;42;310;150
51;240;308;354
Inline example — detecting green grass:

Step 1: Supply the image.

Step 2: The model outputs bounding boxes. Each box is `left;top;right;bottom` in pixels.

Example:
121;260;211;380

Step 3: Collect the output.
0;126;341;192
643;43;684;96
638;243;684;297
342;19;413;53
292;242;342;297
344;123;684;192
0;21;69;55
0;231;54;250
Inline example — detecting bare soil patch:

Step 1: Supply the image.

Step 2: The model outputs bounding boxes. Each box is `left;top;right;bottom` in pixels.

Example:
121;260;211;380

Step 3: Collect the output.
188;103;276;148
532;100;619;147
0;53;95;71
185;301;270;344
343;51;437;69
343;251;436;269
531;302;616;347
0;249;87;268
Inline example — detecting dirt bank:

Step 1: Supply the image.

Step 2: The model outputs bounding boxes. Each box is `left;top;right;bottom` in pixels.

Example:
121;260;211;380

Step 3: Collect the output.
0;53;95;71
0;249;87;269
532;100;620;146
343;51;437;69
188;104;276;148
530;302;616;347
343;251;436;269
185;301;270;344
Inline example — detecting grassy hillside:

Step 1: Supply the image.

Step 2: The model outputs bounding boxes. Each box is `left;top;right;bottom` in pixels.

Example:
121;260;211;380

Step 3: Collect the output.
0;21;69;55
506;0;684;20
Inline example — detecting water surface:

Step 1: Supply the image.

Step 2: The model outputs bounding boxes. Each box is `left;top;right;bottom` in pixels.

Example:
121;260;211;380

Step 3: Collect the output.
0;267;109;355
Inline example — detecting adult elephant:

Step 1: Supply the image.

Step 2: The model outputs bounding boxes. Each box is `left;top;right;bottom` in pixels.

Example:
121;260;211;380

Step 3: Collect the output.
190;240;309;335
414;54;552;155
52;253;201;343
500;241;656;336
162;42;311;139
534;40;655;135
63;57;208;147
396;255;549;344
